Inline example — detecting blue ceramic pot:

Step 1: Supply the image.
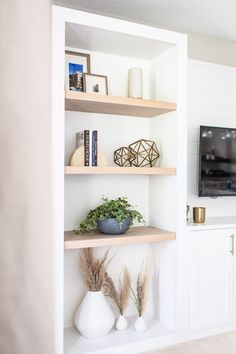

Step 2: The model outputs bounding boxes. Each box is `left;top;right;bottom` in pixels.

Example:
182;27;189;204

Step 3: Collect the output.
97;218;132;235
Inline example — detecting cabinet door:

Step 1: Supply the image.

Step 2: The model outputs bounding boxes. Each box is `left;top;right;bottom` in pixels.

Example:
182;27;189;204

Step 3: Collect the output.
190;229;234;331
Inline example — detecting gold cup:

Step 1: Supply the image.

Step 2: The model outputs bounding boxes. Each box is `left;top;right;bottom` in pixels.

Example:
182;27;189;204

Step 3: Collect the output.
193;207;206;223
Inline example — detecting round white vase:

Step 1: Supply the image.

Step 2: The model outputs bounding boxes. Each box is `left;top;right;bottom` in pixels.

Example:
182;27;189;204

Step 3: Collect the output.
115;314;128;330
134;316;147;332
74;290;115;338
128;68;143;99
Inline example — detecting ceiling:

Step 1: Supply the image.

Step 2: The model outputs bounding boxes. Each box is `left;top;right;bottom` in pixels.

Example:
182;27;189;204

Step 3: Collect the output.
55;0;236;43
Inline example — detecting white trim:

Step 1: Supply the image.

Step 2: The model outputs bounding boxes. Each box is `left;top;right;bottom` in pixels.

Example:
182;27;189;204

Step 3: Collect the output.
54;6;187;45
52;7;65;354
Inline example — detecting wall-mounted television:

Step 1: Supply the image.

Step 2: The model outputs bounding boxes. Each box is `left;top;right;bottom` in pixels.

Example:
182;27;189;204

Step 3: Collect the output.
199;125;236;197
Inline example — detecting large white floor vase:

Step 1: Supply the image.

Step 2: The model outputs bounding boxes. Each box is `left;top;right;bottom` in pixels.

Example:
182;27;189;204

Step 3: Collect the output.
74;290;115;339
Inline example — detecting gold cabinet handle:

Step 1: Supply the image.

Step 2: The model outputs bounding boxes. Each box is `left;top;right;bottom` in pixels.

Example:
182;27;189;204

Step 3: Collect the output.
230;234;235;255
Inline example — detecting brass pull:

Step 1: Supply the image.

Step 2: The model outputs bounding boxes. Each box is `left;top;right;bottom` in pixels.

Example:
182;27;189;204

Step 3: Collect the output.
230;234;235;255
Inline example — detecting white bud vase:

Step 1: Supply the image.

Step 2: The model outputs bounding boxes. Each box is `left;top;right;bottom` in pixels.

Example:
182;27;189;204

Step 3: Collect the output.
74;290;115;338
128;68;143;99
115;314;128;330
134;316;147;332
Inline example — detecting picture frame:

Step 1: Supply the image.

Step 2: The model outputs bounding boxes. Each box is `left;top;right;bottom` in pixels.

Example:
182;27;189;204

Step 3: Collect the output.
65;51;91;92
83;73;108;95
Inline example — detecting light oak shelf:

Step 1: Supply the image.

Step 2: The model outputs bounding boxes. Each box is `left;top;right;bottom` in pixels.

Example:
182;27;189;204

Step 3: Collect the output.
64;226;176;249
65;166;176;175
65;91;176;118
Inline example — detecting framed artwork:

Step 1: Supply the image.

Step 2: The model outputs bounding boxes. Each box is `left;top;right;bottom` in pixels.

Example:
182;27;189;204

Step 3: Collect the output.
83;73;108;95
65;51;91;92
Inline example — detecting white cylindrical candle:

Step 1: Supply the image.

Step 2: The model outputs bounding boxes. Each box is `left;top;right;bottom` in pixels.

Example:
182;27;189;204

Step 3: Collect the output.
128;68;143;99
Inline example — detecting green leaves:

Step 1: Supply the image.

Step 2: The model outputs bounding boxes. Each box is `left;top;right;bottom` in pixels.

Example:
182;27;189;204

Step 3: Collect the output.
75;196;145;233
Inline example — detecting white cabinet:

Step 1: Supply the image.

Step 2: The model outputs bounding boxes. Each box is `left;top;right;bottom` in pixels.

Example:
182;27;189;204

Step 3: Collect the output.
190;229;234;331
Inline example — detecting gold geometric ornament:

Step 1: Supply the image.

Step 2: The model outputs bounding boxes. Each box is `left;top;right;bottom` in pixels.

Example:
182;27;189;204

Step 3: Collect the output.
113;146;136;167
129;139;160;167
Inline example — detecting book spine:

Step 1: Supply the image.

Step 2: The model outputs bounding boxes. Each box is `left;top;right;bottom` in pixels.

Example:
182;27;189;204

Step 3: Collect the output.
92;130;98;166
75;131;84;149
84;130;90;166
89;130;93;166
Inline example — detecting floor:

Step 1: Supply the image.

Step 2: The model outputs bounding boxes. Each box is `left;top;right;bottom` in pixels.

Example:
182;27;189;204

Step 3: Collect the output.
142;331;236;354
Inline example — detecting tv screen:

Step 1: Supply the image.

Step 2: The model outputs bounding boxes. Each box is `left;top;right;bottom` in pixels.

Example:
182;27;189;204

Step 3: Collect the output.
199;125;236;197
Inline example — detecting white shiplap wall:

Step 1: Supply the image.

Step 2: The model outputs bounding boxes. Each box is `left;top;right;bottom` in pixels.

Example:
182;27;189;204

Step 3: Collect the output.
188;60;236;217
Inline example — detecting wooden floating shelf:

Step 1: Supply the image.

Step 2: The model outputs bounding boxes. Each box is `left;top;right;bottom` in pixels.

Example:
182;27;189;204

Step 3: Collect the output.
64;226;176;249
65;166;176;175
65;91;176;118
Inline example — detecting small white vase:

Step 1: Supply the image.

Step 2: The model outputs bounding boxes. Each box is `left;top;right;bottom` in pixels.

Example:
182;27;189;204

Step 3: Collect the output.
115;314;128;330
134;316;147;332
74;290;115;338
128;68;143;99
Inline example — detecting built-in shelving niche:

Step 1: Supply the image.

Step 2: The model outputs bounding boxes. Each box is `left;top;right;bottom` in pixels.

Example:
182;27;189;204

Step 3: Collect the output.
59;8;186;354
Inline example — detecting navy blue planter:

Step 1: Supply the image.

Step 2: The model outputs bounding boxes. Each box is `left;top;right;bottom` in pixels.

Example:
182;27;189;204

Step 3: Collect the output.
97;218;132;235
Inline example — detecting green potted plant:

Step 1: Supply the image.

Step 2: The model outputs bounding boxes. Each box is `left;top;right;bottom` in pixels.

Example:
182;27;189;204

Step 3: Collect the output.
74;197;145;235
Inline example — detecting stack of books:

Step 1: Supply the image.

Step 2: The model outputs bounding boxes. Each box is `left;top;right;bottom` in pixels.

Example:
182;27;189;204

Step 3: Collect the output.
76;130;98;166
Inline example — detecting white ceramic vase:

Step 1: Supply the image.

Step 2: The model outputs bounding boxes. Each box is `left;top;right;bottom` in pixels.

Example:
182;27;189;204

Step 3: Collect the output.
128;68;143;99
115;314;128;330
74;290;115;338
134;316;147;332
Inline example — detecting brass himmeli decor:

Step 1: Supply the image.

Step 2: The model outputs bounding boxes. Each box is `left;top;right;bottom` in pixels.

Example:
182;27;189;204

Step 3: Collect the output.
114;139;160;167
129;139;160;167
114;147;136;167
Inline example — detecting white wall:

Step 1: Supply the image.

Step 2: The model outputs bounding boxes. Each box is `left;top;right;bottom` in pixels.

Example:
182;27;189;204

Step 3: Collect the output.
187;60;236;217
188;33;236;68
0;1;54;354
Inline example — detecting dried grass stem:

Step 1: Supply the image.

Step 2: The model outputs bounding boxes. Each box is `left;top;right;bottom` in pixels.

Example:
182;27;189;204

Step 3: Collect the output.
131;271;149;317
103;267;131;315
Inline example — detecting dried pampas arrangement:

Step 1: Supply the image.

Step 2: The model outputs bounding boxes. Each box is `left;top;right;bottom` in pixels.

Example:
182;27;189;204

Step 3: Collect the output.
103;267;131;315
131;269;149;317
80;248;112;292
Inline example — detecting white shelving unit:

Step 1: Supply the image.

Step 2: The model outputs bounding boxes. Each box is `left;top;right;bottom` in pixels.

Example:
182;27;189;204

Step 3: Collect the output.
52;6;187;354
64;318;174;354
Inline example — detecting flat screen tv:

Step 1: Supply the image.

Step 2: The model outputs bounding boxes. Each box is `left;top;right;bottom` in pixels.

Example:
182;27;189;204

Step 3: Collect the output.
199;125;236;197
